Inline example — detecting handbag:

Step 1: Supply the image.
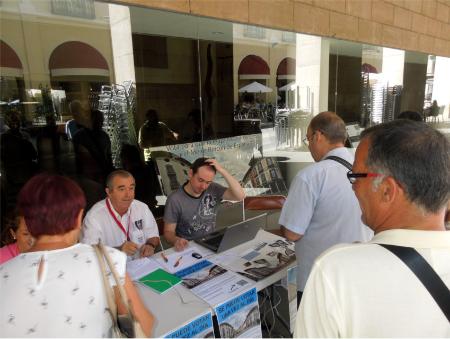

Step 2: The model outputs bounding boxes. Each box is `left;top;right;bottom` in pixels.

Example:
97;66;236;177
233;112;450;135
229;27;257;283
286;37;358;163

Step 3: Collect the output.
379;244;450;323
93;243;147;338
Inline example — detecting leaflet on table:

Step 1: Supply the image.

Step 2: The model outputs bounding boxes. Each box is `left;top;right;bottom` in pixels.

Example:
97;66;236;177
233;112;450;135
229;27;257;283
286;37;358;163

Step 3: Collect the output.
163;311;214;338
175;259;255;306
214;288;262;338
154;245;212;274
212;239;296;281
126;257;161;280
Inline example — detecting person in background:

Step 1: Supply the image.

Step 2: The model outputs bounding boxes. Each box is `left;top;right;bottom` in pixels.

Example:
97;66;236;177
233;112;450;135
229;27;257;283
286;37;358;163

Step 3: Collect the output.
138;109;178;149
278;111;373;305
0;110;37;209
120;143;159;214
81;170;160;259
296;120;450;337
0;210;34;265
0;173;154;337
36;113;61;173
72;109;113;185
65;100;88;140
181;109;203;142
164;157;245;251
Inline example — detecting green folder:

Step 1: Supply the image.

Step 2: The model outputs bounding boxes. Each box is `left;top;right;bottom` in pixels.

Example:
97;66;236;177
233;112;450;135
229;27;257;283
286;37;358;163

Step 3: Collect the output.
138;268;182;294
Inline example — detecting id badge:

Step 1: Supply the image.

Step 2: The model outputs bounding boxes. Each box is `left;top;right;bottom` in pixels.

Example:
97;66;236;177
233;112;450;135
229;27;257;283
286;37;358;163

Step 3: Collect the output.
130;227;145;245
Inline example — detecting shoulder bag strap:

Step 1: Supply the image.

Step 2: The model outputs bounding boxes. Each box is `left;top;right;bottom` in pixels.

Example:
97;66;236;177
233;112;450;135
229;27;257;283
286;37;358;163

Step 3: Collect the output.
379;244;450;323
324;155;352;171
93;244;119;323
97;243;133;317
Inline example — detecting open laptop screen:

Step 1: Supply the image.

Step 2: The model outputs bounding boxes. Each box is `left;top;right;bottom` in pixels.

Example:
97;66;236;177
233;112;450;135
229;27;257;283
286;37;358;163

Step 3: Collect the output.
195;213;267;253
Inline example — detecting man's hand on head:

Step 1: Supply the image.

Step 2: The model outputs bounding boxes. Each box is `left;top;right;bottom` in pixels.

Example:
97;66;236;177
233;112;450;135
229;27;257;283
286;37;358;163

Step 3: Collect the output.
120;241;139;256
206;158;223;173
174;237;189;251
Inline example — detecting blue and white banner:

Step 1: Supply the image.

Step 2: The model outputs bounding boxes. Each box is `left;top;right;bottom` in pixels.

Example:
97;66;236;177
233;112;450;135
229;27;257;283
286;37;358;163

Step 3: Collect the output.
164;312;214;338
214;288;262;338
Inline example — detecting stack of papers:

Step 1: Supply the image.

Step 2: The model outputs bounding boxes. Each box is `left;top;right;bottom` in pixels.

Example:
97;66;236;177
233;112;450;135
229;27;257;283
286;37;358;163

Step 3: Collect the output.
126;257;161;281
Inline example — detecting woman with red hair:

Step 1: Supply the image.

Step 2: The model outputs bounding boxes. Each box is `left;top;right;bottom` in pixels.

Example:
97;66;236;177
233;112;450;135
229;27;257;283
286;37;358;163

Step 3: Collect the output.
0;173;153;337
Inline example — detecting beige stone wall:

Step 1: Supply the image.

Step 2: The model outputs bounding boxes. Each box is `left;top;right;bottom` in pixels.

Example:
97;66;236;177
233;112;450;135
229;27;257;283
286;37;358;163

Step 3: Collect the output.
112;0;450;57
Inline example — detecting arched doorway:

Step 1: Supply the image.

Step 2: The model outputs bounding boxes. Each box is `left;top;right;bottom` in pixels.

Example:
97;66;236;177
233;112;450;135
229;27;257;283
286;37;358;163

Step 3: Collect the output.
276;57;295;108
48;41;110;115
238;54;270;106
0;40;25;103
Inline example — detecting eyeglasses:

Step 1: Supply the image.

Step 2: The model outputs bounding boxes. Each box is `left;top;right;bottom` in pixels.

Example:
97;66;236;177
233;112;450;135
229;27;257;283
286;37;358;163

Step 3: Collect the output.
302;131;317;147
347;170;383;184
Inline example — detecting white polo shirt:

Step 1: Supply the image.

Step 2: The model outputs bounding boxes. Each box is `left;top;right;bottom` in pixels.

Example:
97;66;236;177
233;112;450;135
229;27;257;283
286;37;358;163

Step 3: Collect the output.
81;199;159;252
295;229;450;337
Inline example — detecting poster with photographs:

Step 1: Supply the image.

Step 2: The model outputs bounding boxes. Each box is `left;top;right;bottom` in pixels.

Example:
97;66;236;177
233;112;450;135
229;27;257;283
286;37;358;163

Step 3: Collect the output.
214;288;262;338
144;134;287;197
214;239;296;282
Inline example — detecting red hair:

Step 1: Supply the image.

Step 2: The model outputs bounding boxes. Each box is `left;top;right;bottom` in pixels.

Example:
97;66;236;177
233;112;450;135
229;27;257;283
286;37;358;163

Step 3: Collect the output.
17;173;86;237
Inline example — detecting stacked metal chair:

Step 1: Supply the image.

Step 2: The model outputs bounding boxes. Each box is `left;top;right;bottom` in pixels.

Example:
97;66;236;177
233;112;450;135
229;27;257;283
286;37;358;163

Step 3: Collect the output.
98;81;137;168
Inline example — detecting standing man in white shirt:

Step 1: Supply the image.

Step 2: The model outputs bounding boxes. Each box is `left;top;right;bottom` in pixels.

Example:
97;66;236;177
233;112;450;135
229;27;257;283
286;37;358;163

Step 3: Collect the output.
278;111;373;305
296;119;450;337
81;170;160;258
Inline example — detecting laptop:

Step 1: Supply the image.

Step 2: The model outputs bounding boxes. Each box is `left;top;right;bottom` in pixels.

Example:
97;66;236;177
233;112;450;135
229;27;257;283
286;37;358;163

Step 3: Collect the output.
195;213;266;253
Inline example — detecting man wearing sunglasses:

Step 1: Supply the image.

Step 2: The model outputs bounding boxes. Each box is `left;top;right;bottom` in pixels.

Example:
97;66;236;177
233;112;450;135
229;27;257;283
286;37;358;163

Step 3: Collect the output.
296;120;450;337
279;111;373;306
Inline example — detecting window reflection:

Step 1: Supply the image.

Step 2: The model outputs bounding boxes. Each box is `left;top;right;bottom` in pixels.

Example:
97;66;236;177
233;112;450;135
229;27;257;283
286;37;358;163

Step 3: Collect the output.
1;0;449;235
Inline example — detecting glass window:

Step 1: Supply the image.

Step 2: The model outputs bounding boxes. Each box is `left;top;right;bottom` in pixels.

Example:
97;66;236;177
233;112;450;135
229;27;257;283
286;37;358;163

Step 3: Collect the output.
1;0;449;226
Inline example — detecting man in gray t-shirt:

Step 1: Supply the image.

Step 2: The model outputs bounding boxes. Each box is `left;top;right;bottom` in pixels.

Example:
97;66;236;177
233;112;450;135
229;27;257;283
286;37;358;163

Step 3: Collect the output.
164;157;245;251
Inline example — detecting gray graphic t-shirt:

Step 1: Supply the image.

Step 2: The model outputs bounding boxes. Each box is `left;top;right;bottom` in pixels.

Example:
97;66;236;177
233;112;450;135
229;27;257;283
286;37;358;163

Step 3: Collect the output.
164;182;227;239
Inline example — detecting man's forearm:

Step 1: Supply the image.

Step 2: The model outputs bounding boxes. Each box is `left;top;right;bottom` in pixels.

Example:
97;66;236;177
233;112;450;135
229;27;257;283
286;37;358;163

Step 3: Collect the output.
281;225;302;242
220;169;245;201
146;236;160;249
164;230;178;245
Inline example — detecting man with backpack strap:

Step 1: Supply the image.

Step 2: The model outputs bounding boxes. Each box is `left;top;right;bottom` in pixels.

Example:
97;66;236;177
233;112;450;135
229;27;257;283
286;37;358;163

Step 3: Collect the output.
279;111;373;305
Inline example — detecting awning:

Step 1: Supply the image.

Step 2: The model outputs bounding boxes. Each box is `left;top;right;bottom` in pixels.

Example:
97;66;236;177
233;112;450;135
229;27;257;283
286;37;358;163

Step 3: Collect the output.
277;57;295;80
0;40;23;77
238;55;270;80
238;81;272;93
49;41;109;77
278;81;296;91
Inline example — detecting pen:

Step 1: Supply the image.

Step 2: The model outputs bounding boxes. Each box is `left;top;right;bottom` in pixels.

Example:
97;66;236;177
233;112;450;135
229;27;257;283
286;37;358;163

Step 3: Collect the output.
161;252;168;263
174;256;183;267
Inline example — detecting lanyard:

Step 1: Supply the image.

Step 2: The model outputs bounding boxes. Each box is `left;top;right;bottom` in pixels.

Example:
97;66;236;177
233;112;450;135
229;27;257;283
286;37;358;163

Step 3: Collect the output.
106;198;131;241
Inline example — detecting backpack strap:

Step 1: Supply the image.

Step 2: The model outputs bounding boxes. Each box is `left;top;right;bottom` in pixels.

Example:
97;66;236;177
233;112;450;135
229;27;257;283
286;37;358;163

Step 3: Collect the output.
379;244;450;323
324;155;352;171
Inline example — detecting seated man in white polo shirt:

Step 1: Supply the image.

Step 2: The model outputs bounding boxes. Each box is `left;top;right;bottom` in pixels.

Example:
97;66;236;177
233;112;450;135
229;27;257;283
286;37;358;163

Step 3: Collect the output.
81;170;160;259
